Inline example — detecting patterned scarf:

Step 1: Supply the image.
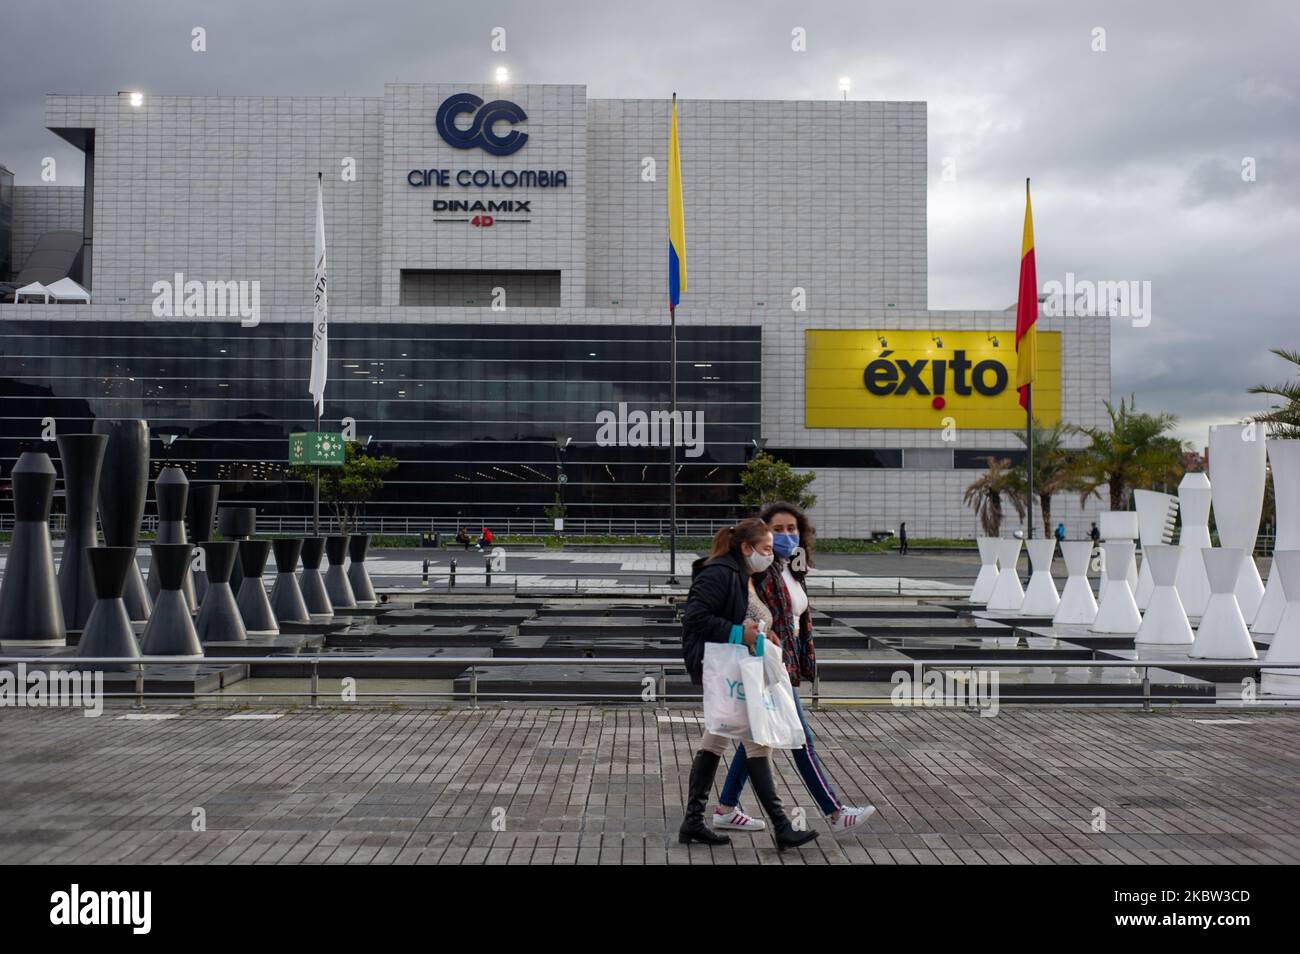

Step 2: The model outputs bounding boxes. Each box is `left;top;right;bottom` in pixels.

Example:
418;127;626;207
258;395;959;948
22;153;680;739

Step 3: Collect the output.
755;557;816;686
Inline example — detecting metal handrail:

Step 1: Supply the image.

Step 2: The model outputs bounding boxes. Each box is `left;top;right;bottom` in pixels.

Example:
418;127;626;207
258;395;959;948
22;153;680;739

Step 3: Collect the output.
3;655;1296;713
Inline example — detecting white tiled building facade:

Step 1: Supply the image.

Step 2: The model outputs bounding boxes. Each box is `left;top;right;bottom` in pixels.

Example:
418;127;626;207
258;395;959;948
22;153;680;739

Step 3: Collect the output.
5;84;1109;538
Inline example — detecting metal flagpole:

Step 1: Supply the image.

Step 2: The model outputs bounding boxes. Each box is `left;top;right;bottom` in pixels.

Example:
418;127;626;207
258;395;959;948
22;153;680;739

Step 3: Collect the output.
312;167;325;535
1026;384;1033;540
1022;176;1034;544
313;405;321;535
668;301;678;584
666;91;682;585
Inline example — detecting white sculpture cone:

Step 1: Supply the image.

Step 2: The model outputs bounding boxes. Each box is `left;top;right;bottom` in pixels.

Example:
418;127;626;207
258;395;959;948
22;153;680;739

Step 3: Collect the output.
1133;490;1179;610
1262;550;1300;696
1135;555;1154;610
1256;562;1286;635
1208;423;1267;622
1020;539;1060;616
1054;541;1098;625
1175;472;1213;619
1091;541;1141;633
986;538;1025;613
1190;548;1257;659
1254;441;1300;634
1099;510;1139;540
970;537;1000;604
1234;555;1265;623
1135;546;1193;646
1098;510;1139;593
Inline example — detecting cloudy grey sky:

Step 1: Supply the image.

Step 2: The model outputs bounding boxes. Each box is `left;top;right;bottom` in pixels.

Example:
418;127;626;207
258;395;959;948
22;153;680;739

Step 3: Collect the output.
3;0;1297;444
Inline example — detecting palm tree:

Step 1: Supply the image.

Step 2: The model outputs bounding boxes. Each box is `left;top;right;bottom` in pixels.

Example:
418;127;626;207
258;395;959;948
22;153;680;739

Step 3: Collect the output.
1249;347;1300;438
1071;395;1185;511
1009;418;1085;537
964;456;1025;537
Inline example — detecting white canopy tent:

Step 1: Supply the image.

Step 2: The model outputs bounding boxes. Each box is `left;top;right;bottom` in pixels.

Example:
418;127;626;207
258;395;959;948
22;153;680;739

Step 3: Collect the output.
45;277;91;303
13;281;49;303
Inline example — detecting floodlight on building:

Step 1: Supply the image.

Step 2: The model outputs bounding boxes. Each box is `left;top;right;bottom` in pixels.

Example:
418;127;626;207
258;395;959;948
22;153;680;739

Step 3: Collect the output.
931;335;943;348
838;77;851;99
987;334;1000;347
877;335;888;348
120;91;145;108
495;66;510;84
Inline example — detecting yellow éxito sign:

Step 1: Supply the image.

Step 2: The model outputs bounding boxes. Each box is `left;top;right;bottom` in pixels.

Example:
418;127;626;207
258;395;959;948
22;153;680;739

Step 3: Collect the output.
805;329;1061;429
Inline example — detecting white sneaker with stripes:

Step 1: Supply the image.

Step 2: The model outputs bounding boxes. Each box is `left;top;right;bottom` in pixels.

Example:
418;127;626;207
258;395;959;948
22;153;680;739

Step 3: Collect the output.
829;805;876;835
713;808;767;831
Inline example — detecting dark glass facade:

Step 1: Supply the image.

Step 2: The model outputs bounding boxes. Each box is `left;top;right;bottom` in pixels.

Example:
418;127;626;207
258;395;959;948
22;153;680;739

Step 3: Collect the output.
0;320;761;526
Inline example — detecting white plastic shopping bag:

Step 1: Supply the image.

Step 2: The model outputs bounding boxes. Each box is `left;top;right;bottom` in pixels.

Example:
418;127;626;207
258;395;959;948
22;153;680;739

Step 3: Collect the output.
746;638;804;750
702;641;752;738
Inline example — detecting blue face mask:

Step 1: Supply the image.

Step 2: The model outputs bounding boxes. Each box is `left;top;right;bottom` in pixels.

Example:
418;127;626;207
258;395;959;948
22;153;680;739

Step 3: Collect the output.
772;532;799;558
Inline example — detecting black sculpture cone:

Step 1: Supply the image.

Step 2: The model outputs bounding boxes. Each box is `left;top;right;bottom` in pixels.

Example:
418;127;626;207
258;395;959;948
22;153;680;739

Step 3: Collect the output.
148;467;196;611
346;532;378;605
324;534;356;609
269;538;310;624
217;506;256;594
93;419;151;622
195;541;246;643
185;483;220;603
77;546;141;669
235;539;278;635
141;544;203;658
56;434;108;632
299;536;333;619
0;452;66;648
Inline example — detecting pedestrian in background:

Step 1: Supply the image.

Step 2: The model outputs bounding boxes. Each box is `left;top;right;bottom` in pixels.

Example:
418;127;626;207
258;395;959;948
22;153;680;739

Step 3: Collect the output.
898;521;909;556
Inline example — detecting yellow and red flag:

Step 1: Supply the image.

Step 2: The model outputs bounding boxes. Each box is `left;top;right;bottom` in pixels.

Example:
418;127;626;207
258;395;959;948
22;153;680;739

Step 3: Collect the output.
1015;178;1037;409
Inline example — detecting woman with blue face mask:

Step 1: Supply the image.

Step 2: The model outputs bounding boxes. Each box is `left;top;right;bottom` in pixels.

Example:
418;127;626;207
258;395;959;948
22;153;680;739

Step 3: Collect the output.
710;501;877;836
678;518;818;850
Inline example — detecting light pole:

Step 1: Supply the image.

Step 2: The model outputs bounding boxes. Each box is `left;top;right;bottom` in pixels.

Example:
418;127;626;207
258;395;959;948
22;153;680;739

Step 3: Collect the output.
554;436;571;535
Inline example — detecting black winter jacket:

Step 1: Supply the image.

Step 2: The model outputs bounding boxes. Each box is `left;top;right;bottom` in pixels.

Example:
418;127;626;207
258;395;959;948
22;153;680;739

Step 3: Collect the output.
681;550;749;684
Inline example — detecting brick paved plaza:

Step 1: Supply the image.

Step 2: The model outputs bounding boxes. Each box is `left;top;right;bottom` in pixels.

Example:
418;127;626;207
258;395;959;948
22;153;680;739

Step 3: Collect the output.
2;704;1296;865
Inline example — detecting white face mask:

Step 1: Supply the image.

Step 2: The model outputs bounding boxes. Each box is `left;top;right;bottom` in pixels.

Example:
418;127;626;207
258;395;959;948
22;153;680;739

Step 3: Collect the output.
746;550;774;573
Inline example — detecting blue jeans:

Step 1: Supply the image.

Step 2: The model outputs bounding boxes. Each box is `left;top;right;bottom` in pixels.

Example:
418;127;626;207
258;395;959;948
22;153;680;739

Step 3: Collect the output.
719;687;843;817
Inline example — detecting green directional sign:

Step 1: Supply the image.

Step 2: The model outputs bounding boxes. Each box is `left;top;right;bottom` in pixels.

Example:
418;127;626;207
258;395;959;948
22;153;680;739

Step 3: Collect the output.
290;431;345;467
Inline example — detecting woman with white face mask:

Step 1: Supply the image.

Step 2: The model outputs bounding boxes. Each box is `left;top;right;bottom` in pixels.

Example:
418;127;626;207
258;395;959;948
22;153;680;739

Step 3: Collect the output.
678;517;818;850
711;501;877;837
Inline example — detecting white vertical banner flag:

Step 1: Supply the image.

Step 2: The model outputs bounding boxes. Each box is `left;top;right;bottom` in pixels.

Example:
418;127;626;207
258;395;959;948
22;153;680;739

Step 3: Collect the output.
309;174;328;418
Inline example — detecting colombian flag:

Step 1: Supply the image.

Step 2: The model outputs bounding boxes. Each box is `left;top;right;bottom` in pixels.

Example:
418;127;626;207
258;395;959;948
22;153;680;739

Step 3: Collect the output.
1015;178;1037;410
668;94;687;308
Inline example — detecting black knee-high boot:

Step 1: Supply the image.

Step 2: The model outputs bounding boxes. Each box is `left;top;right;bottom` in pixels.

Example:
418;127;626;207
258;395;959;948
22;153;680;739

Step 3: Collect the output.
679;750;731;846
747;756;819;850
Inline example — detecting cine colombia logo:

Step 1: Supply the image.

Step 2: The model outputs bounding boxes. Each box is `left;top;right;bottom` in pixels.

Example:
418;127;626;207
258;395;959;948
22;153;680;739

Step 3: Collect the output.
435;91;528;156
